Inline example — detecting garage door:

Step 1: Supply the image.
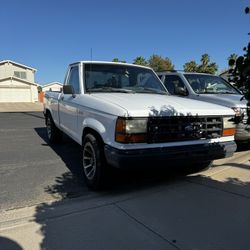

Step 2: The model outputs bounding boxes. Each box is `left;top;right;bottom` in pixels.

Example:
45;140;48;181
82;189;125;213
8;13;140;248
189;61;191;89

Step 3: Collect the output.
0;87;31;102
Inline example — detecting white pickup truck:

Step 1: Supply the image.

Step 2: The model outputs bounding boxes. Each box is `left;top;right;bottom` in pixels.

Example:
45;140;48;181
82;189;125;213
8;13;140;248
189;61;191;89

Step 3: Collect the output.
44;61;237;189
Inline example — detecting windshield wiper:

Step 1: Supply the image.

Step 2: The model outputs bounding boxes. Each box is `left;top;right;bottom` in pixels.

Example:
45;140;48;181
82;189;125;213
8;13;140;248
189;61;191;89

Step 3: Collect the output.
217;91;236;94
134;87;168;95
87;87;134;93
200;90;218;94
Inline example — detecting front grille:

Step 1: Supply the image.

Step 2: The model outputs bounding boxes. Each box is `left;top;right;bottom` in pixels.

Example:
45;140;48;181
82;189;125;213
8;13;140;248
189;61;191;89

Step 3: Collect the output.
147;116;223;143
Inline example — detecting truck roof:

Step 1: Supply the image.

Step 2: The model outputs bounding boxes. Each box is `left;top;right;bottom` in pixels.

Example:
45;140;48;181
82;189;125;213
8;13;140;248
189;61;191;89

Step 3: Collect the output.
157;71;213;76
69;61;152;70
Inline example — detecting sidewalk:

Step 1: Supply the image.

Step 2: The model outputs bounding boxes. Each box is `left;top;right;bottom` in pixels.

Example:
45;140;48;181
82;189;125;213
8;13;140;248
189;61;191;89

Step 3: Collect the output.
1;154;250;250
0;103;43;112
0;190;177;250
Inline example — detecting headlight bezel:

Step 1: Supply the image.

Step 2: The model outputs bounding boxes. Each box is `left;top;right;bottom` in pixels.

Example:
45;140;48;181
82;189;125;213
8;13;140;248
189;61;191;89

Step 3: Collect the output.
115;117;148;143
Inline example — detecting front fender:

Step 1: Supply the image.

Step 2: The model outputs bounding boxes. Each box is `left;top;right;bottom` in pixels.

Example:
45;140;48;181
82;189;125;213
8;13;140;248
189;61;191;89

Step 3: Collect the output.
82;118;106;140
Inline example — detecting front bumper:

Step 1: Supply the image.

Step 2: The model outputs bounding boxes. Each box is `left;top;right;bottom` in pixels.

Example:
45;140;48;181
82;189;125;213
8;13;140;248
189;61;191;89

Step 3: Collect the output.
235;123;250;141
104;141;237;169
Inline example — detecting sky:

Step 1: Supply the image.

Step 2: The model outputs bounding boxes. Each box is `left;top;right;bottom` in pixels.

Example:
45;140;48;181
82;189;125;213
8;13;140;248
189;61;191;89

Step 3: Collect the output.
1;0;249;84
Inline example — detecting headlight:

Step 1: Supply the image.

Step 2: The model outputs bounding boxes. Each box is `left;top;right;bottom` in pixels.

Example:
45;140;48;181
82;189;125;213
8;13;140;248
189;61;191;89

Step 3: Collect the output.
223;116;236;136
115;117;147;143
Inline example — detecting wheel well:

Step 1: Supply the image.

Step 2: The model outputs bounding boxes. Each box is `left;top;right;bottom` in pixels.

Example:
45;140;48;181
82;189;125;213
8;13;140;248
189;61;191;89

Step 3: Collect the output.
82;128;104;146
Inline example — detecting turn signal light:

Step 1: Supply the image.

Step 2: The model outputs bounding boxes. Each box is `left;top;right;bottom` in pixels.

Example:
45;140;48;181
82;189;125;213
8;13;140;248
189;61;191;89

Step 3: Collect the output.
115;134;147;143
222;128;236;137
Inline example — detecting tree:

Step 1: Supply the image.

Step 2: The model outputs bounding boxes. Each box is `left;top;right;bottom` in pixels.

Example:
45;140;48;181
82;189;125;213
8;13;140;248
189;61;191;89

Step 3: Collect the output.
112;58;126;63
197;54;218;74
226;7;250;123
229;43;250;101
37;86;42;93
148;54;174;72
183;54;218;75
228;53;238;62
228;54;238;71
183;60;198;72
133;56;148;66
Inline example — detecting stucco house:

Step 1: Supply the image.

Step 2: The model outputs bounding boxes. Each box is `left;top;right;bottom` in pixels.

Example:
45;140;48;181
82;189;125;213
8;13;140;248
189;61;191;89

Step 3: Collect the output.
42;82;62;92
0;60;38;102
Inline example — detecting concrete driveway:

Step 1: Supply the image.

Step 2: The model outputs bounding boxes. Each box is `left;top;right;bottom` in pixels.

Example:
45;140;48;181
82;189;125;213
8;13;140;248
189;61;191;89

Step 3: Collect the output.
0;102;43;112
0;112;250;250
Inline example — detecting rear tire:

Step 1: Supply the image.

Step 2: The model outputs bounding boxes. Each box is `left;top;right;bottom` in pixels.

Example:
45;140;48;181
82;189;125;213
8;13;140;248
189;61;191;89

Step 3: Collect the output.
82;133;107;190
46;113;63;143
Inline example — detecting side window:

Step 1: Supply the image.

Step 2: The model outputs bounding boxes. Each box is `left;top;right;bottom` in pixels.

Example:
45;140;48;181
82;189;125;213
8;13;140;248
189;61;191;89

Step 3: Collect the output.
67;66;80;94
14;71;27;79
164;75;186;95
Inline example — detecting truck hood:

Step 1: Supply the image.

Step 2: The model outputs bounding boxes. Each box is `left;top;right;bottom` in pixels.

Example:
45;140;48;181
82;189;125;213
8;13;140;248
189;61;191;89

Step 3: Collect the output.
91;93;235;117
195;94;247;108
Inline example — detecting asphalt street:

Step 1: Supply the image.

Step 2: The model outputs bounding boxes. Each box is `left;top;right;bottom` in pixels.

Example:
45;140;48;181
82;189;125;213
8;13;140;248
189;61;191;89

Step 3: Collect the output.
0;112;88;211
1;112;250;249
0;112;193;211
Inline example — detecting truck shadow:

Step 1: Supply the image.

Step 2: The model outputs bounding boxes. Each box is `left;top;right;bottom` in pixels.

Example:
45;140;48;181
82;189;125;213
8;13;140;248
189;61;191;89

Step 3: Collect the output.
34;126;250;195
34;127;182;194
236;142;250;152
35;127;83;179
34;163;250;250
34;127;88;199
0;237;23;250
33;127;250;249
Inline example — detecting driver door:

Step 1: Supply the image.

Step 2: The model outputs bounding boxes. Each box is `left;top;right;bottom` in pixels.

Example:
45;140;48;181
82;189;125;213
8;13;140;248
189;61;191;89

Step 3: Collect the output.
59;65;80;140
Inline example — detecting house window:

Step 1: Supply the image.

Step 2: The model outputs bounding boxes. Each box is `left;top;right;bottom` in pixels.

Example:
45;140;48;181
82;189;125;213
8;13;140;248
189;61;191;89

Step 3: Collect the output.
14;71;27;79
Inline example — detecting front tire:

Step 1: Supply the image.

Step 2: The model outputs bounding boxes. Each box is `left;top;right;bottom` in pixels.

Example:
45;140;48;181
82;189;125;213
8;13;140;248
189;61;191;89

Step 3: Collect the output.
82;133;107;190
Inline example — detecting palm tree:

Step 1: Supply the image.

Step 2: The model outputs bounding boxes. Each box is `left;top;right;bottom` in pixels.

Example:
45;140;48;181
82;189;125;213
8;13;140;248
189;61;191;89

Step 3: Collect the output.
133;56;148;66
228;53;238;62
183;60;198;72
198;54;210;72
228;53;238;68
197;54;218;74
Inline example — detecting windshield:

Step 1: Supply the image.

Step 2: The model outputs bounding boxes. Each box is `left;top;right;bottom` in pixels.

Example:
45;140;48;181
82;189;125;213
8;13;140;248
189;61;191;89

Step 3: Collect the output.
184;74;240;94
84;63;167;94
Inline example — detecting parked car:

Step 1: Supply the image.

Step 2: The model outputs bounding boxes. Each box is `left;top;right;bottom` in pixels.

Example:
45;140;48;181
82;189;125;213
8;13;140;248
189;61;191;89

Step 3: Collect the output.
157;71;250;142
44;62;236;189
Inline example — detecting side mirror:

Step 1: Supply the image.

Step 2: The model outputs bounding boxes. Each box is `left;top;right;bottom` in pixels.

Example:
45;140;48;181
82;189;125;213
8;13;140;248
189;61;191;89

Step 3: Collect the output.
175;87;188;96
63;85;76;97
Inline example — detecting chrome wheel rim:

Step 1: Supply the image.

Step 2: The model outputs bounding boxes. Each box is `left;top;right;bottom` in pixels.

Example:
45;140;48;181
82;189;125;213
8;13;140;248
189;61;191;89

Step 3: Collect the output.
83;142;96;180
